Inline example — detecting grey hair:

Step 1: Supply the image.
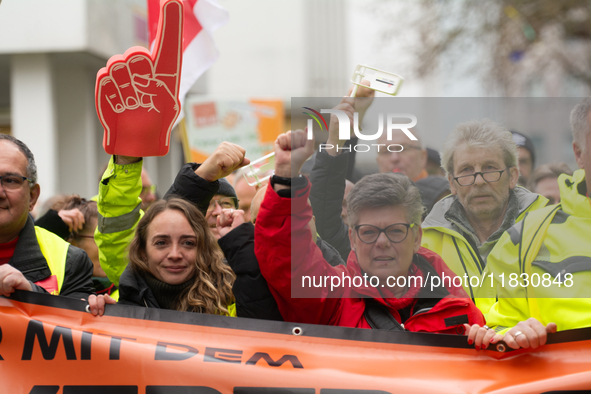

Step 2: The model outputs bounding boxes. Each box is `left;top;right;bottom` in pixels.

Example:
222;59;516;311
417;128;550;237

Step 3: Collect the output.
570;98;591;152
347;173;424;228
0;134;37;184
441;119;518;176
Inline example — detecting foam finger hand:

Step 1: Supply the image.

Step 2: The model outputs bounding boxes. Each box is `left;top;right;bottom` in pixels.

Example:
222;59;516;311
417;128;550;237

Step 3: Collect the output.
95;0;183;157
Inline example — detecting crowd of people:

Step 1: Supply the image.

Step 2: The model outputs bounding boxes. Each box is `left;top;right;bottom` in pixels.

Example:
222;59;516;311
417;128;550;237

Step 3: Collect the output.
1;86;589;354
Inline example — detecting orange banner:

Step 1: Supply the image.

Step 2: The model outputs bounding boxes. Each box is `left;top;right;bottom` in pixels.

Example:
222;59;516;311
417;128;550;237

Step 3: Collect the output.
1;291;591;393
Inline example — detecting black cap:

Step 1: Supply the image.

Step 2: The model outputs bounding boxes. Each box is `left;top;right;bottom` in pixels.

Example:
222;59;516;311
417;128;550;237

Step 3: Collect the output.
511;131;535;167
217;178;238;207
426;147;441;166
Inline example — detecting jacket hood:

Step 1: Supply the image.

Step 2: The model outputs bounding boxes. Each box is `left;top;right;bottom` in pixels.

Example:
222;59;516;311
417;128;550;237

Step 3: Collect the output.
421;194;456;230
422;186;544;233
558;169;590;217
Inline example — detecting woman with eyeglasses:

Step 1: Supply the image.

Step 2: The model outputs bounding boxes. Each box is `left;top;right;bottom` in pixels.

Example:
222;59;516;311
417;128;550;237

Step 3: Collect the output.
255;130;484;333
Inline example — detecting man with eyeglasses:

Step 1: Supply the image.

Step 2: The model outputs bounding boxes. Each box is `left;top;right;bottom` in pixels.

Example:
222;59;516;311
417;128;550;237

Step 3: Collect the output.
0;135;94;298
467;97;591;351
421;120;548;315
203;178;238;239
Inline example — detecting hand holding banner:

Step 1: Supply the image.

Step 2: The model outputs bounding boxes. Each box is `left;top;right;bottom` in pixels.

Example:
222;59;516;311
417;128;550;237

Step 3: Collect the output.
4;291;591;393
95;0;183;157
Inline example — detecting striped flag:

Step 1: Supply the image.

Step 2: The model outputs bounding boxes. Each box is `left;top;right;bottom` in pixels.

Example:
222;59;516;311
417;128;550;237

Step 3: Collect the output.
147;0;228;126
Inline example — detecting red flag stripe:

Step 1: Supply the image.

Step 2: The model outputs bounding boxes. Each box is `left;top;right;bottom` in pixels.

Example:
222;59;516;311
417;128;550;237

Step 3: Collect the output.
148;0;202;52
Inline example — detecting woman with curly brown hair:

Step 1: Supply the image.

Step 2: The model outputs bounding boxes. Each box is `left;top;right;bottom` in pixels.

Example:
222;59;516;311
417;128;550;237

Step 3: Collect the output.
87;149;242;317
122;197;235;314
89;196;235;315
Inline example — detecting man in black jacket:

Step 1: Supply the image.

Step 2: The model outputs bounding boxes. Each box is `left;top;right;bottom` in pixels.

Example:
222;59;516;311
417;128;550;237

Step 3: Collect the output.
0;134;94;299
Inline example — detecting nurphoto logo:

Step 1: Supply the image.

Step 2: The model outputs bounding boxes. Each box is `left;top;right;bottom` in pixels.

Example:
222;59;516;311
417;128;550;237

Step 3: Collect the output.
303;107;419;152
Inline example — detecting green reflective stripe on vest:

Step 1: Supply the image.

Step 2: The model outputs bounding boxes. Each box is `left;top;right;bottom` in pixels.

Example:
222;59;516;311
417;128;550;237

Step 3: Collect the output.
227;303;237;317
98;203;142;234
34;226;69;294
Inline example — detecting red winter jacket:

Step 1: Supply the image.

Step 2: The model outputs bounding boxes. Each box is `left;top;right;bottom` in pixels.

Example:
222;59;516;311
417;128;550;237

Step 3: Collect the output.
254;180;485;334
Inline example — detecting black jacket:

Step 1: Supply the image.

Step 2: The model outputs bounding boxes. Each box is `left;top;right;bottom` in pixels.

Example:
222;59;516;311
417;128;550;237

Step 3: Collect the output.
10;216;95;299
218;222;283;321
35;209;70;240
117;264;160;308
219;222;344;321
309;149;352;261
164;163;218;216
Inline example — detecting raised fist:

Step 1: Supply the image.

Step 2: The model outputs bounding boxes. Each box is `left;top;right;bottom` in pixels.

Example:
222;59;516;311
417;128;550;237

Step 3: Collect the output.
217;208;246;238
195;141;250;182
274;129;315;178
96;0;183;157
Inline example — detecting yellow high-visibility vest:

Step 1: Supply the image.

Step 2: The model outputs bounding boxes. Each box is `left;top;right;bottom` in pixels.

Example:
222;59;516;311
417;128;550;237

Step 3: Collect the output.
34;226;69;295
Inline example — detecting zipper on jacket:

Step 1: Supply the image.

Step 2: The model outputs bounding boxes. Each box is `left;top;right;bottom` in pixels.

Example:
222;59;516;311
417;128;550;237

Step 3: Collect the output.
452;237;476;303
463;236;485;273
405;300;471;331
412;307;432;316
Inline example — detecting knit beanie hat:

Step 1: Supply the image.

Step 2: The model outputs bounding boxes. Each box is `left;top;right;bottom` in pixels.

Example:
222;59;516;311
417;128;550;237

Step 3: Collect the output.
217;178;238;206
511;131;536;168
426;147;441;167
